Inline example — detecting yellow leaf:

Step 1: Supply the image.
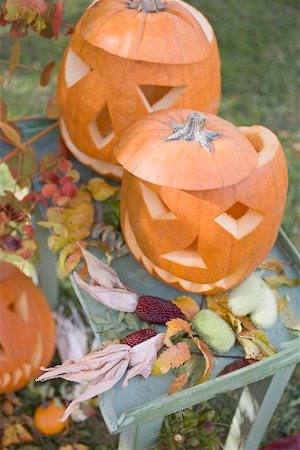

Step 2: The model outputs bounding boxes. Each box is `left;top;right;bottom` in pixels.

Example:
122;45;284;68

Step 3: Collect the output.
2;423;33;447
274;291;289;312
164;318;192;347
8;40;21;75
152;342;191;375
237;330;276;360
169;373;189;394
192;336;214;383
264;274;300;289
260;258;285;274
279;302;300;332
172;296;199;320
0;120;22;146
58;242;83;277
87;177;118;201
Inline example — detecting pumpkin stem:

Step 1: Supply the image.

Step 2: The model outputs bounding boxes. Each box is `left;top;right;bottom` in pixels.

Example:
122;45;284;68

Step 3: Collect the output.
166;112;223;152
128;0;167;12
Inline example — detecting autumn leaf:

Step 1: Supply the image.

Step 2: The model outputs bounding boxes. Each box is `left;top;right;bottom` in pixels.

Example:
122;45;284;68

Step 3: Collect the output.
40;61;55;87
0;120;22;146
169;373;189;394
2;423;34;446
192;336;214;383
152;342;191;375
172;296;199;320
87;177;119;201
7;146;38;188
8;39;21;75
264;274;300;289
58;242;83;276
217;359;254;377
0;97;7;120
164;318;192;347
237;330;276;360
279;302;300;332
274;291;289;312
260;258;285;274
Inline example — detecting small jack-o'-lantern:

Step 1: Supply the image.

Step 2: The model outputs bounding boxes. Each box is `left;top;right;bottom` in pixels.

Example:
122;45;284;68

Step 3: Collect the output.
57;0;221;179
0;263;56;393
115;109;288;294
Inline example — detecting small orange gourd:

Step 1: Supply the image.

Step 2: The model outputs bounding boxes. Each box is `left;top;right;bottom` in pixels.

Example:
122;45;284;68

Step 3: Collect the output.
0;262;56;393
34;401;68;435
115;109;288;294
57;0;221;179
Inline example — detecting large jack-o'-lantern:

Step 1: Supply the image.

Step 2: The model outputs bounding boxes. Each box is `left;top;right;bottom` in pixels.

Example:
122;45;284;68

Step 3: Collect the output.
0;263;56;393
115;109;288;294
57;0;221;179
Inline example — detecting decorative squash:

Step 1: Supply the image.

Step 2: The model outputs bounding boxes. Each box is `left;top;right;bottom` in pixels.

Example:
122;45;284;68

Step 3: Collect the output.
115;109;288;294
0;263;56;393
34;401;68;435
57;0;221;179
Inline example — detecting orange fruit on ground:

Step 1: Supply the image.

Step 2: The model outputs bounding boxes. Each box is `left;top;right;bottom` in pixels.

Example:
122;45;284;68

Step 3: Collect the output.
34;401;69;435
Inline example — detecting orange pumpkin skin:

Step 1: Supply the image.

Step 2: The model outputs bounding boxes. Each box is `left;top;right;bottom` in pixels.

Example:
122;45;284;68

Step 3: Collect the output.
115;109;288;294
0;263;56;393
57;0;221;180
34;401;68;435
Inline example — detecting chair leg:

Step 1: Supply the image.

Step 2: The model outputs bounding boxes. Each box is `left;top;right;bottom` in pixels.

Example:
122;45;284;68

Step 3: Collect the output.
34;210;58;309
118;416;164;450
224;364;296;450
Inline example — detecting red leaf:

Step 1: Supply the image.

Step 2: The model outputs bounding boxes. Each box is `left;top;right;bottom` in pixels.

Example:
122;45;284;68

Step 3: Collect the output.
217;358;256;377
263;435;300;450
9;21;28;38
52;0;63;38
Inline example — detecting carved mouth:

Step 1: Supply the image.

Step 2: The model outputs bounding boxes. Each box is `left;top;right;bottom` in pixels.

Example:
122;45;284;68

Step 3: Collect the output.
123;210;249;294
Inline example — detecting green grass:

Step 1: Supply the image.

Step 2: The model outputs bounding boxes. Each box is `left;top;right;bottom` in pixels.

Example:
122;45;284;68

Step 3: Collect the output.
1;1;300;448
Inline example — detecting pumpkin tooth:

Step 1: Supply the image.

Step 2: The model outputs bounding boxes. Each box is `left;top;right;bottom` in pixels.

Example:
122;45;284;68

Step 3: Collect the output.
22;363;32;379
121;329;157;347
135;295;186;324
1;372;11;390
13;368;23;387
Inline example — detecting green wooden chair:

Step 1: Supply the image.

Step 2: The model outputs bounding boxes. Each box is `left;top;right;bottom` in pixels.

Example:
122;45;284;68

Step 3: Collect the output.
4;120;299;450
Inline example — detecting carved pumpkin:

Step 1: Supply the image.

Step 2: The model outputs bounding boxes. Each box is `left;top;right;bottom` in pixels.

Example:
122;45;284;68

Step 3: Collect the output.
0;263;56;393
115;110;288;294
57;0;221;179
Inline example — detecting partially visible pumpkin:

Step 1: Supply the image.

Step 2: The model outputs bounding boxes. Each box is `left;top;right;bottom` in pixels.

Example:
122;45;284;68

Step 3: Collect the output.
115;109;288;294
57;0;221;179
34;401;68;435
0;263;56;393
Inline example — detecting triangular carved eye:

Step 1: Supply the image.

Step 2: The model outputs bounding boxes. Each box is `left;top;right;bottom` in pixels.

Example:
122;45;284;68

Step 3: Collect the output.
139;182;177;220
0;344;6;361
65;49;91;87
7;293;29;322
88;103;115;149
138;85;187;112
215;202;264;239
161;237;207;269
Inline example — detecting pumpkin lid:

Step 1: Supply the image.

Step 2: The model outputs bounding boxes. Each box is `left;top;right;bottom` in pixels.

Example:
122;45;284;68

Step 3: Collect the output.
79;0;214;64
114;109;259;190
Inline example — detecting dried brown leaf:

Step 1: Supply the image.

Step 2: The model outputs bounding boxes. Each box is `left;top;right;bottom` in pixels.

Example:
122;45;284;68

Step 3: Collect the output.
2;423;33;446
8;40;21;75
40;61;55;87
279;302;300;332
260;258;285;274
264;274;300;289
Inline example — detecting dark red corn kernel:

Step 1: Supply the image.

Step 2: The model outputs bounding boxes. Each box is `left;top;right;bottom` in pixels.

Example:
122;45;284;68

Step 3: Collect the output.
135;295;186;324
121;329;157;347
